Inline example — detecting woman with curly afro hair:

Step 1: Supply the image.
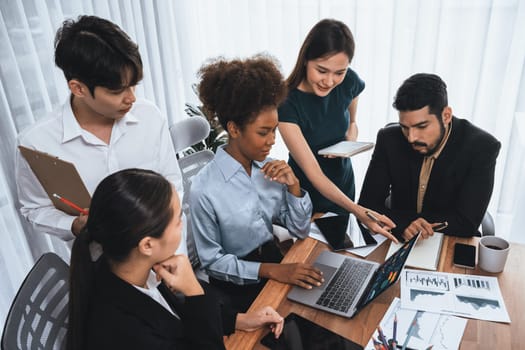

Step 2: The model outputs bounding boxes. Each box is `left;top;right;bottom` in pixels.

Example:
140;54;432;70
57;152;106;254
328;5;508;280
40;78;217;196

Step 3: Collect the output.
189;55;324;313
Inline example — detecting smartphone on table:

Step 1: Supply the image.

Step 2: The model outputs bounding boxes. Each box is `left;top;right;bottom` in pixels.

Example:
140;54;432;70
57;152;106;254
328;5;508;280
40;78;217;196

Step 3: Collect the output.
453;243;476;269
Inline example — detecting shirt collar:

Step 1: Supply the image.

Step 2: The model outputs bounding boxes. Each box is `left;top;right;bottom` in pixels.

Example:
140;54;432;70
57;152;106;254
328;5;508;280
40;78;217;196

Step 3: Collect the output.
61;97;83;143
61;96;139;144
215;145;270;181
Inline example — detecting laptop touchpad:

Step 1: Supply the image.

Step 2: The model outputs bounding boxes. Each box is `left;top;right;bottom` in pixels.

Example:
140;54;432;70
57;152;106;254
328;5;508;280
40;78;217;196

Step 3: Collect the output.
313;263;337;289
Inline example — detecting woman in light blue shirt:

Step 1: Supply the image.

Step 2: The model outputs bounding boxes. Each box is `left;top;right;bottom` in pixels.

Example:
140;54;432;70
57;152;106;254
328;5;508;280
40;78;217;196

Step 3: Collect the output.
190;55;324;312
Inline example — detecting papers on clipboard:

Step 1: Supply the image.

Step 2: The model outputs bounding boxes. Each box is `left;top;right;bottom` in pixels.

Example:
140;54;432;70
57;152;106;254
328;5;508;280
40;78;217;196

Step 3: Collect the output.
18;146;91;216
318;141;374;157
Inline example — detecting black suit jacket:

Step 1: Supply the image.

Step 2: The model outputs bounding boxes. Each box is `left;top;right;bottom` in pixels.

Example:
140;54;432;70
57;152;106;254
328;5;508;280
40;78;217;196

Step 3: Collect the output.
359;117;501;238
85;262;227;350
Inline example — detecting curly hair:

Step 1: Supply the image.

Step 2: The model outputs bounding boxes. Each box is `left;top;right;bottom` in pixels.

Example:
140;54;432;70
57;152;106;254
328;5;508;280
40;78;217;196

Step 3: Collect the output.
197;54;287;131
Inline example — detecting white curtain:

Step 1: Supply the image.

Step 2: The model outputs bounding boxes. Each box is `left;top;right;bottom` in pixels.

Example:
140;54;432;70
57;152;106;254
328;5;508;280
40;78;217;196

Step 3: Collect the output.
1;0;524;334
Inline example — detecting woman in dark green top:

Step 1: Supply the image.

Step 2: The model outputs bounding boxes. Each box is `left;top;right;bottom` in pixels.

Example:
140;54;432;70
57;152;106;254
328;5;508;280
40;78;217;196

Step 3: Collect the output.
278;19;396;240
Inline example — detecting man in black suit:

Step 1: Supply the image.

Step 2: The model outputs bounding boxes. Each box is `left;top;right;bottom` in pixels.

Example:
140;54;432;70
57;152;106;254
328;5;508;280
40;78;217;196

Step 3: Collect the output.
359;73;500;240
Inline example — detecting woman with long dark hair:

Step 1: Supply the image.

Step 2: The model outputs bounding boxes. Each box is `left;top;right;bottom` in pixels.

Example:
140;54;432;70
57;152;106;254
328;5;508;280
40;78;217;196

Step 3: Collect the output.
67;168;283;350
278;19;397;241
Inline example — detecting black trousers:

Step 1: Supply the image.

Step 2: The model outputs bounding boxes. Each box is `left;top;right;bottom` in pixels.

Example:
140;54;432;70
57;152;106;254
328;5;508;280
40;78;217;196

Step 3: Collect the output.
208;239;283;313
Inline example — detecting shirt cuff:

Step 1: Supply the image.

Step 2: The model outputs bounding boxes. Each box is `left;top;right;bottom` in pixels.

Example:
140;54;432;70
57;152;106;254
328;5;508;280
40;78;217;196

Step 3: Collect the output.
56;215;76;241
285;189;312;212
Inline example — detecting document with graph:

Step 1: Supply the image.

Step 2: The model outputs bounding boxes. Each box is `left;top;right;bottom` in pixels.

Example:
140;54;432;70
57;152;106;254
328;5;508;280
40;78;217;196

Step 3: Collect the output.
400;269;510;323
365;297;466;350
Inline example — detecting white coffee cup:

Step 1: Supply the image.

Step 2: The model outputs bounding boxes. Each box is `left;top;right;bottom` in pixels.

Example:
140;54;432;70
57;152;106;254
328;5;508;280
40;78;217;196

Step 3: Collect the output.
478;236;510;273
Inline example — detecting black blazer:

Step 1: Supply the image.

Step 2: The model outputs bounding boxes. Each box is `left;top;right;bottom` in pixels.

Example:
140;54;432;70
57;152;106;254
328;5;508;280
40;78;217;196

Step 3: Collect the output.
359;117;501;238
85;262;226;350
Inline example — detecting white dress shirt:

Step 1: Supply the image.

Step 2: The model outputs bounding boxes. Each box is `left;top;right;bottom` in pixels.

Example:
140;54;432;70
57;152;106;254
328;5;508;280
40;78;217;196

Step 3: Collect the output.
190;146;312;285
16;98;186;254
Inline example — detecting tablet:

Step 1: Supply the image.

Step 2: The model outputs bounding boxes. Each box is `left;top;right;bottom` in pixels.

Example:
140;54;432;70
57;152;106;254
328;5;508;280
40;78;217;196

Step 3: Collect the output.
19;146;91;216
260;312;363;350
318;141;374;157
314;214;377;251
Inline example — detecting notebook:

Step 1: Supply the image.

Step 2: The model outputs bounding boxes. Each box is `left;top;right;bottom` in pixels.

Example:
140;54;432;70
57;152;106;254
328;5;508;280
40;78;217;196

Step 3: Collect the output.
313;214;377;251
318;141;374;157
385;232;444;270
18;146;91;216
287;233;419;318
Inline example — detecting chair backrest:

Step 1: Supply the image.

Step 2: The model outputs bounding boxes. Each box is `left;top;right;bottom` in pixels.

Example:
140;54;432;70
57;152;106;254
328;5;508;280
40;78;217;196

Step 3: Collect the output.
481;211;495;236
2;253;69;350
170;116;215;268
169;116;211;154
178;150;215;268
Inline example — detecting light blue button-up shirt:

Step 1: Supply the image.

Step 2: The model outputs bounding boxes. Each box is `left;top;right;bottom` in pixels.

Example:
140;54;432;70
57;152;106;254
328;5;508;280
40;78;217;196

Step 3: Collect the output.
190;146;312;285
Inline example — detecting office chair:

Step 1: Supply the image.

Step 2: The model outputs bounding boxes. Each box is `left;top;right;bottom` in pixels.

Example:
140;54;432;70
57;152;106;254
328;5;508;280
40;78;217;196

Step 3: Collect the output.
480;211;495;236
170;117;215;268
2;253;69;350
169;116;211;156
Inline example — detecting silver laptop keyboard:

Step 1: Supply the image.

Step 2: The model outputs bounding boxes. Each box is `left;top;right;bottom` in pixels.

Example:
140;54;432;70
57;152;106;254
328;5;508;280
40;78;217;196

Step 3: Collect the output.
316;258;374;312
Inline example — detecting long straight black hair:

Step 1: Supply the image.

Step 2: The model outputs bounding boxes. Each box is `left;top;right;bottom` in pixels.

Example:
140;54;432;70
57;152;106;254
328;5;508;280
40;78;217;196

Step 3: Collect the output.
66;168;173;350
287;19;355;89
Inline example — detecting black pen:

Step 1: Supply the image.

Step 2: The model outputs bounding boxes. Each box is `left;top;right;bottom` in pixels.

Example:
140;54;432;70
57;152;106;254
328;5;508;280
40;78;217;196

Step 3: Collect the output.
365;211;385;228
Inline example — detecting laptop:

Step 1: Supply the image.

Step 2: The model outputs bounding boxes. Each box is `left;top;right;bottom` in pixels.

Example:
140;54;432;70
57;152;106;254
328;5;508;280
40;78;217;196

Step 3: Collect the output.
314;214;377;251
287;233;419;318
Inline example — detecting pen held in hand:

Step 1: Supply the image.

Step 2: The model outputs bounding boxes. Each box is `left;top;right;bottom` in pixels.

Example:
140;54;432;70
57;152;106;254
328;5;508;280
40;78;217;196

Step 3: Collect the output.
365;211;385;228
53;193;88;215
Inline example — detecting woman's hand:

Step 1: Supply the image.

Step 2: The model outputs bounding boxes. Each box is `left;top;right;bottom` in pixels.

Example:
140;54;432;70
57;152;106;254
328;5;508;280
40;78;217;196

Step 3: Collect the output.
259;263;324;289
236;306;284;338
153;255;203;296
355;206;398;243
260;160;301;196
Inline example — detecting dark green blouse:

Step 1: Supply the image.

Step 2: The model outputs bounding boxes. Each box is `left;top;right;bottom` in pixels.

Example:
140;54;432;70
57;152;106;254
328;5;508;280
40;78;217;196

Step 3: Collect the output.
278;68;365;214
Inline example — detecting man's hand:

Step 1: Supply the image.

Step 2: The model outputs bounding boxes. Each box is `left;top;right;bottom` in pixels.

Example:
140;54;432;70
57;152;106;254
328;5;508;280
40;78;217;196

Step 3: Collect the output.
403;217;435;240
259;263;324;289
71;211;88;236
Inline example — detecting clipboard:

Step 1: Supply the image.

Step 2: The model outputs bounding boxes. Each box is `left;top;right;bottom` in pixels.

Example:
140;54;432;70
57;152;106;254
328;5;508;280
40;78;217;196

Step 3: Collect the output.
19;145;91;216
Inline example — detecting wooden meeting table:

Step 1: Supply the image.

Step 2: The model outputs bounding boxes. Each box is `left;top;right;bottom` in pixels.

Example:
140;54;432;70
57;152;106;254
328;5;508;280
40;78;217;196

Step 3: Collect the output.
224;234;525;349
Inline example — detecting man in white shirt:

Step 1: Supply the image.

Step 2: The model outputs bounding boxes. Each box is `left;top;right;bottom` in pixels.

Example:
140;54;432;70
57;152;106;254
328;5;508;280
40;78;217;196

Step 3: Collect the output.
15;15;186;254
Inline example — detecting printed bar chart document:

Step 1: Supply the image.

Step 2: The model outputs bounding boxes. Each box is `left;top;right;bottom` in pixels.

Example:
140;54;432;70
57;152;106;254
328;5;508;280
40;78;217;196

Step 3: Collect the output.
318;141;374;157
400;269;510;323
365;297;466;350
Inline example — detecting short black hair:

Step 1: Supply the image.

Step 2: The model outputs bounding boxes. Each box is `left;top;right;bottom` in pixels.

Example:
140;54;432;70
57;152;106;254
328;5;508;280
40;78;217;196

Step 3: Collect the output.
393;73;448;117
54;15;143;96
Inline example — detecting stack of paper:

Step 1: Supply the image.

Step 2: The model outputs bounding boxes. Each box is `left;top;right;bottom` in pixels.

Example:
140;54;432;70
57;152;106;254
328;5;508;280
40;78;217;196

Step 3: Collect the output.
365;297;467;350
400;269;511;323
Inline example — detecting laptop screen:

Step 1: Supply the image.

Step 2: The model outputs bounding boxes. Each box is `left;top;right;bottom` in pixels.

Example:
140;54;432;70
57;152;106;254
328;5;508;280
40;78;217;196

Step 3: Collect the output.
358;234;419;307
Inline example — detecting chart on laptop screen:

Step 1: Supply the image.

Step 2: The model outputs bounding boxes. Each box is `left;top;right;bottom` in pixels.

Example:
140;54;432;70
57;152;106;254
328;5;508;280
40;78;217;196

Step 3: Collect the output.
361;240;413;305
